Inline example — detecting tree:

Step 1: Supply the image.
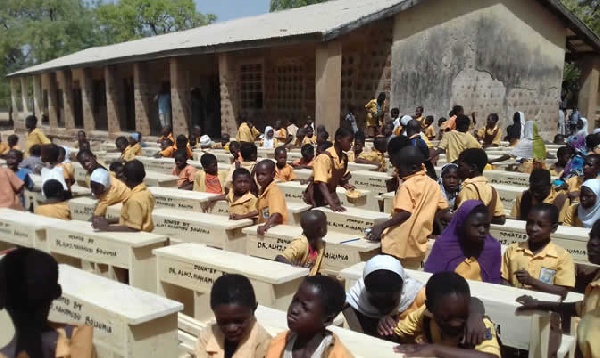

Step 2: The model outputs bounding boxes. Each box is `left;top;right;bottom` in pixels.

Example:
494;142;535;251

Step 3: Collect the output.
270;0;328;12
561;0;600;35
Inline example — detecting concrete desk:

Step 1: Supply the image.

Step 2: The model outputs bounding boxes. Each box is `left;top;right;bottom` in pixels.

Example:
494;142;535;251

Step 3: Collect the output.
315;207;389;236
276;181;379;212
287;202;313;225
0;209;65;251
68;197;121;221
292;168;313;181
136;156;206;175
144;170;178;187
152;209;253;252
148;187;218;211
48;265;182;358
492;183;523;214
349;170;391;194
153;244;308;320
46;220;168;292
347;162;379;172
484;170;531;187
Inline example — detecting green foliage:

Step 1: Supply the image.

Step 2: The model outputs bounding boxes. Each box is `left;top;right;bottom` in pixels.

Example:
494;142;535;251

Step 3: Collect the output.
270;0;328;12
560;0;600;35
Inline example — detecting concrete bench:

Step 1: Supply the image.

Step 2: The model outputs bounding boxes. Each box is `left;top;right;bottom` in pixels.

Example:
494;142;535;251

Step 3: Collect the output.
243;224;380;276
276;181;379;212
48;264;182;358
292;168;313;181
193;150;232;164
45;220;168;292
148;187;218;211
68;197;121;221
153;243;309;320
349;170;391;194
152;209;253;252
347;162;379;172
492;183;522;214
144;170;179;187
314;207;389;236
28;175;91;211
0;209;65;251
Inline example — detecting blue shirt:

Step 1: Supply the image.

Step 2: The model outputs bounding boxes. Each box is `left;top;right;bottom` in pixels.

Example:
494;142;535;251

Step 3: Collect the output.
14;168;33;210
157;94;171;115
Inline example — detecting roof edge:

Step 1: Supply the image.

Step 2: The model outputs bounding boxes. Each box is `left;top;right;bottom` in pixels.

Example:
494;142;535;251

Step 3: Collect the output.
538;0;600;53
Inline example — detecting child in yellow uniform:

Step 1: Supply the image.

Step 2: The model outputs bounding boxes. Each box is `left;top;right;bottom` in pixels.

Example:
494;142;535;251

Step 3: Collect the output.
236;121;259;143
565;154;600;201
256;159;288;235
195;274;272;358
126;132;142;157
206;168;258;220
157;125;174;144
224;143;258;194
302;126;317;146
24;115;51;156
393;272;501;358
276;210;327;276
432;115;481;163
423;116;436;141
502;203;575;299
366;145;449;269
274;147;296;182
291;144;315;169
265;276;351;358
0;135;9;156
35;179;71;219
157;135;193;159
274;120;290;146
356;137;387;172
347;132;365;163
116;136;133;162
511;169;569;223
476;113;502;147
88;167;130;220
194;153;225;194
7;134;19;151
172;151;197;190
92;160;155;232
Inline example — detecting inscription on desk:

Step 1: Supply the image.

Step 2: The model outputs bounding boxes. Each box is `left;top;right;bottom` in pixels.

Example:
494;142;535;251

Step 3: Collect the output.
351;177;387;192
0;221;35;246
326;217;377;235
70;204;95;220
488;177;528;187
490;229;528;245
248;236;292;259
283;191;303;201
155;218;211;236
154;196;200;211
50;233;127;267
158;258;226;292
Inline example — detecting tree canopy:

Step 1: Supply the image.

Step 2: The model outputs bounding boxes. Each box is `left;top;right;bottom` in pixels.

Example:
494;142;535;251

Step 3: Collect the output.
269;0;328;12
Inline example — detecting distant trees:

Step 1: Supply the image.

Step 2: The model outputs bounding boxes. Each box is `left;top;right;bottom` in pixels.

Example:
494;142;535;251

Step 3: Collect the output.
269;0;328;12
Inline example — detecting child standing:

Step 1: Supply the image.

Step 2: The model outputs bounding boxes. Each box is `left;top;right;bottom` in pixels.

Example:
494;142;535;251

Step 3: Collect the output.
0;165;25;210
196;274;272;358
292;144;315;169
7;149;34;209
276;210;327;276
35;179;71;219
25;115;51;156
423;115;435;141
194;153;225;194
356;137;387;172
274;147;297;182
256;159;288;235
265;276;351;357
236;120;260;143
366;145;449;269
432;115;481;163
172;151;198;190
207;168;258;220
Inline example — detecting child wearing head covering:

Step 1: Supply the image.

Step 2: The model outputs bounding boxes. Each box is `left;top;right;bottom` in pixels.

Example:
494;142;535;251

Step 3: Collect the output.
437;163;461;208
564;179;600;227
89;168;131;219
261;126;275;149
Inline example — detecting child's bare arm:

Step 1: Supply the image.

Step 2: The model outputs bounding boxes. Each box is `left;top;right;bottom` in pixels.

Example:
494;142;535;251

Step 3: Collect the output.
179;181;194;190
275;255;292;265
514;269;570;299
366;211;411;242
230;211;258;220
257;213;283;235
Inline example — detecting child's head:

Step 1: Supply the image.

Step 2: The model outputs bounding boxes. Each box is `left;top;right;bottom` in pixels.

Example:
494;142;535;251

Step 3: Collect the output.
41;144;60;163
210;274;258;343
316;130;329;145
583;154;600;180
123;159;146;188
588;219;600;265
528;169;552;203
425;115;434;126
29;145;42;158
580;180;600;210
440;163;460;194
6;149;23;170
362;255;406;316
90;168;111;196
77;130;87;143
457;148;488;180
221;133;230;146
316;124;326;134
229;141;241;157
460;203;491;249
387;136;412;158
191;125;202;138
316;142;332;155
381;122;394;138
353;131;366;154
373;137;388;154
390;107;400;119
287;276;346;336
240;143;258;162
391;145;424;179
77;149;97;172
57;146;67;163
577;119;585;130
455;114;471;132
42;179;65;201
161;138;174;151
425;271;471;337
175;135;188;149
25;115;38;130
265;126;274;139
486;113;499;128
377;92;386;104
274;147;288;168
334;127;354;152
296;128;307;142
306;126;314;138
274;120;283;130
526;203;558;244
174;151;189;171
161;125;172;137
232;168;252;196
300;210;327;242
8;134;18;147
200;153;218;175
438;117;447;128
129;132;140;146
452;105;465;116
109;162;125;181
556;146;572;166
415;105;424;117
404;119;421;137
255;159;275;189
300;144;315;162
115;136;128;152
553;134;566;145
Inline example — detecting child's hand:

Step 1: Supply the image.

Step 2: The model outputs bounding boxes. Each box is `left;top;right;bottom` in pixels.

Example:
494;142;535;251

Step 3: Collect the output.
257;225;267;236
230;213;242;220
377;316;397;337
463;313;486;346
515;269;535;286
92;217;108;230
393;344;436;357
366;225;384;242
516;295;539;310
343;183;356;191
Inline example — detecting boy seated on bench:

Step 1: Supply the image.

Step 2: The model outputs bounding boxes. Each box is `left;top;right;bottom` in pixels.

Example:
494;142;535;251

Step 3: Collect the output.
172;151;197;190
256;160;288;235
0;248;93;357
206;168;258;220
35;179;71;220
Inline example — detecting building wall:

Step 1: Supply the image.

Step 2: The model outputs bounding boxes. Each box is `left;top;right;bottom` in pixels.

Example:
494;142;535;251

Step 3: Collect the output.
391;0;566;140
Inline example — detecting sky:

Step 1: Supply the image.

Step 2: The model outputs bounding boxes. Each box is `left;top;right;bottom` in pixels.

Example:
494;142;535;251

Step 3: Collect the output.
196;0;271;22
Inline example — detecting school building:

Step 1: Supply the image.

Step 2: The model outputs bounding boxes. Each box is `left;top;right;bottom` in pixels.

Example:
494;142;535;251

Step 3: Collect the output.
6;0;600;141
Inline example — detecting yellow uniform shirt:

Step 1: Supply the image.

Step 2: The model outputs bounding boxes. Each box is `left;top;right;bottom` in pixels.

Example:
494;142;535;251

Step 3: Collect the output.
501;241;575;288
457;176;505;217
357;149;386;172
312;147;349;185
281;235;325;276
94;177;131;217
257;181;288;225
119;183;155;232
382;170;448;261
394;305;501;357
438;130;481;163
455;257;483;281
576;271;600;317
563;203;584;227
236;122;259;143
424;125;435;140
25;128;51;155
477;126;503;146
511;187;569;223
227;191;258;217
302;136;316;146
121;143;141;162
160;144;193;159
224;162;256;189
0;143;9;155
275;163;296;182
196;319;271;358
365;99;379;127
35;201;71;220
276;128;288;146
193;171;226;194
578;307;600;358
566;176;583;196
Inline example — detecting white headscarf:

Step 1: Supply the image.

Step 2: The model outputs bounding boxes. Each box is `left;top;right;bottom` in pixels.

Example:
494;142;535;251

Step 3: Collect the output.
578;179;600;228
262;126;275;149
577;118;589;137
346;255;424;318
90;168;111;188
400;115;413;136
511;121;534;159
518;112;526;139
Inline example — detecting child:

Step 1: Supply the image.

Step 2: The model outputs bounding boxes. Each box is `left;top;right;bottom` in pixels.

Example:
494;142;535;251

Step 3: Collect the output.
550;146;572;177
261;126;276;149
316;130;329;146
393;271;501;358
276;210;327;276
348;131;366;162
456;148;506;225
302;126;317;146
0;134;9;156
194;153;224;194
345;106;359;134
380;122;394;142
109;161;126;181
274;147;297;182
437;163;461;208
189;125;202;148
57;146;75;190
172;151;198;190
158;125;174;144
196;274;272;358
157;135;193;159
0;166;25;210
274;120;290;147
125;132;142;158
437;117;447;139
511;169;569;223
255;159;288;235
566;154;600;200
92;160;155;232
35;179;71;219
423;115;435;140
229;140;242;164
19;144;43;173
8;134;19;151
25;115;51;155
391;107;401;137
316;141;332;156
210;133;230;150
115;136;131;162
293;128;307;147
432;115;481;163
265;276;351;357
225;143;258;193
236;120;259;143
502;203;575;298
292;144;315;169
7;149;34;209
0;248;93;357
89;167;131;220
76;130;87;148
207;168;258;220
40;144;69;197
366;145;449;269
476;113;502;147
356;137;387;172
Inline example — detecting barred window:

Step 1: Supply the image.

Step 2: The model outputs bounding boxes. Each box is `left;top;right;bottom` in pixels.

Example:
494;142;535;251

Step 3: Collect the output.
240;63;263;111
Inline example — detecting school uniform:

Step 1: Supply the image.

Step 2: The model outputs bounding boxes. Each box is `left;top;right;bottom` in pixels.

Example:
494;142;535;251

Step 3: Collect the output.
313;147;348;187
35;201;71;220
119;183;155;232
501;242;575;288
266;331;351;358
292;158;314;169
122;143;141;162
196;318;271;358
511;187;569;223
0;143;9;155
394;305;501;357
381;170;448;268
302;136;317;146
456;176;505;217
257;181;288;225
0;168;24;210
477;126;502;146
0;323;93;358
227;191;258;217
224;162;257;189
357;150;386;172
160;145;193;159
437;130;481;163
275;163;296;182
578;307;600;358
424;125;435;140
236;122;259;143
172;164;198;188
94;177;131;217
194;171;225;194
276;128;288;146
281;235;325;276
158;134;175;144
25;128;51;155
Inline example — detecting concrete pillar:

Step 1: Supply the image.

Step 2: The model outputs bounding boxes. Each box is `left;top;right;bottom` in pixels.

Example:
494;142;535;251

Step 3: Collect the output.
218;53;239;136
170;57;190;136
44;73;59;128
58;70;75;129
578;56;600;130
10;79;20;123
133;62;152;136
315;41;342;137
20;77;29;115
32;75;43;118
77;68;97;132
105;65;123;134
